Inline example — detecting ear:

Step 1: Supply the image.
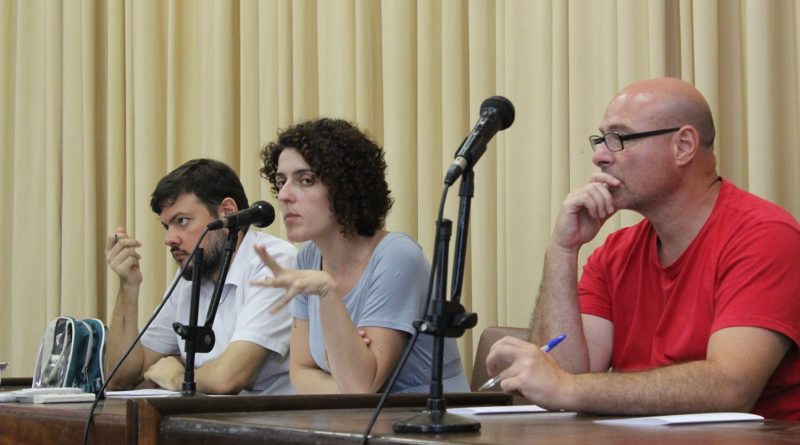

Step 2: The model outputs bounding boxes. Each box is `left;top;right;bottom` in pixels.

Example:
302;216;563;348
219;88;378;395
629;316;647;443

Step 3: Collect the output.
673;125;701;167
218;197;239;216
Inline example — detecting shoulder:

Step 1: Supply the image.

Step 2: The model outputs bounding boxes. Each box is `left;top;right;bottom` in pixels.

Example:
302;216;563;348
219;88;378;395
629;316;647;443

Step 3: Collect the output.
372;232;427;264
694;179;800;261
242;230;297;268
364;232;429;281
715;179;800;232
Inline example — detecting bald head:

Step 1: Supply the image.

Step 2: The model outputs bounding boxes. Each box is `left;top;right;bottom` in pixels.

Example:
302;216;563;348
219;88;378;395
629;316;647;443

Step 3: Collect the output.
610;78;716;149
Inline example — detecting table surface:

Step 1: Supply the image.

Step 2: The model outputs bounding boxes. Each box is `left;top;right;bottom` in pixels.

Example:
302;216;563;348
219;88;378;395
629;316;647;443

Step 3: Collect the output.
2;384;800;445
158;407;800;445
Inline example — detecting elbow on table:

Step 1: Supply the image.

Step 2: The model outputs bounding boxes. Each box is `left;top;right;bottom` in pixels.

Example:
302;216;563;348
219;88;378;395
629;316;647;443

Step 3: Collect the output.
709;374;763;414
203;372;249;395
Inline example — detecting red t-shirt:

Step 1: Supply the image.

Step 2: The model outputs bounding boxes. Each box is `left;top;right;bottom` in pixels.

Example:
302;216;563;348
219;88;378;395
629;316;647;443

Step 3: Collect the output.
579;179;800;420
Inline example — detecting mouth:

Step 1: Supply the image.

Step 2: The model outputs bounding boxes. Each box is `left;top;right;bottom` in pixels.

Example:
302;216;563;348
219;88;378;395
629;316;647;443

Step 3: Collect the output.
171;248;189;263
283;212;300;221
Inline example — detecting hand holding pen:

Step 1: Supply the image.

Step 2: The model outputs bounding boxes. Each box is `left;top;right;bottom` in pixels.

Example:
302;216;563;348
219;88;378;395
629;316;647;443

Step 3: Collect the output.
105;228;143;286
478;334;566;391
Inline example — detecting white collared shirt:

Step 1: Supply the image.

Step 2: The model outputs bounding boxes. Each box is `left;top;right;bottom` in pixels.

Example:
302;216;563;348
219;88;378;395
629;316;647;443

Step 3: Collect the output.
141;230;297;394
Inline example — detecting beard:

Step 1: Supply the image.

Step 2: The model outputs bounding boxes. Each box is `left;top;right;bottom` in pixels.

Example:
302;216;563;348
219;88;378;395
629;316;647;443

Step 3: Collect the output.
178;230;226;282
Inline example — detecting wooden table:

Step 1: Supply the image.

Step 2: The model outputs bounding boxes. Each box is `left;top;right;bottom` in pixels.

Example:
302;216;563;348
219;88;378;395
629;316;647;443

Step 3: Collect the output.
2;379;799;445
0;393;128;445
0;388;509;444
154;408;800;445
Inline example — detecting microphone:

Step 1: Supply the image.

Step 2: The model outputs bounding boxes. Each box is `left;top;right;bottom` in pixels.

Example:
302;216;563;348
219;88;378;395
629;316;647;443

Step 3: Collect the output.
207;200;275;230
444;96;515;186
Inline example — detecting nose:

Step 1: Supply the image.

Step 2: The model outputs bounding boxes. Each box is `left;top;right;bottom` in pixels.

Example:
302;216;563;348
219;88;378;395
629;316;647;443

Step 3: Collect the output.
163;227;180;248
591;143;614;168
277;182;294;204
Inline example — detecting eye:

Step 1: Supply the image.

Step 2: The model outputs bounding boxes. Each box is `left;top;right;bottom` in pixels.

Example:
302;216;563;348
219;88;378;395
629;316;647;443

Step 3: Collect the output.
177;217;190;226
275;177;286;189
299;174;316;186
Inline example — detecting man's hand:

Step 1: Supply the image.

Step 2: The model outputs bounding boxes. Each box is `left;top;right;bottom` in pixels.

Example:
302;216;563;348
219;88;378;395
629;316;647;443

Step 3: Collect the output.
143;356;184;391
105;228;143;287
485;336;575;410
551;172;621;253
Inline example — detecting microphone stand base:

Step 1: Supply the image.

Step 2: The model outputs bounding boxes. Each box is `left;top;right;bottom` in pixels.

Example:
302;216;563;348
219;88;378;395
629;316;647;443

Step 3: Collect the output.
393;410;480;433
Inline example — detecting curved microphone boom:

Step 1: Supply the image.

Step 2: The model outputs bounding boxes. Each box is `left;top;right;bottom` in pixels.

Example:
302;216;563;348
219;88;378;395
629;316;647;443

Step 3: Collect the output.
207;200;275;230
444;96;515;186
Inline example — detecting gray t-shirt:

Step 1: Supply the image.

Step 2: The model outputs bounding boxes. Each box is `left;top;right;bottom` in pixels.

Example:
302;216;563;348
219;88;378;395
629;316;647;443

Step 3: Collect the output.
290;232;469;393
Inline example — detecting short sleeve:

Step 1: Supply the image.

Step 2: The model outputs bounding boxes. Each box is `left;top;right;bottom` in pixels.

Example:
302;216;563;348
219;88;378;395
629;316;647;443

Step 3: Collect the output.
140;275;182;355
356;235;429;335
228;246;295;357
713;221;800;348
579;246;612;320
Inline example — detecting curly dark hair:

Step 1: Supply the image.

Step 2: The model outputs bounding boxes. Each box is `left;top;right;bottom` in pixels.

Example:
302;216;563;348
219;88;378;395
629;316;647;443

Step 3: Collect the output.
260;118;393;238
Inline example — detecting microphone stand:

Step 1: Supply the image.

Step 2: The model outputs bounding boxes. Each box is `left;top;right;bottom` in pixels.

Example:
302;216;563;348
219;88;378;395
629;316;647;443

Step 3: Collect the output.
173;228;240;396
393;169;479;433
174;247;203;396
450;169;476;306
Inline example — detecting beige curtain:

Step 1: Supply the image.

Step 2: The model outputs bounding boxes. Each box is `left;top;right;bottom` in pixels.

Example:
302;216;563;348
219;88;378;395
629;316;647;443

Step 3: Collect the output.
2;0;799;381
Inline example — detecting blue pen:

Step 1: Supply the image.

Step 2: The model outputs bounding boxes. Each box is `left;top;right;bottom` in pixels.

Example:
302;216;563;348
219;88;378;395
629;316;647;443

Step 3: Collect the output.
478;334;567;391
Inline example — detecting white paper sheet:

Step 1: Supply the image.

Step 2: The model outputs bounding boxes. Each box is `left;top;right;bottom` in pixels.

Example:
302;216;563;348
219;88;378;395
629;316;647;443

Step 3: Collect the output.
105;389;180;398
448;404;551;415
594;412;764;426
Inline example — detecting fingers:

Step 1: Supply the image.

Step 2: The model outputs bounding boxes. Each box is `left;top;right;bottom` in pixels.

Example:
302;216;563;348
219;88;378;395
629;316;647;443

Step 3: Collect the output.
105;229;143;282
563;179;616;221
581;182;615;219
254;244;284;275
586;173;620;216
105;233;116;253
587;171;621;188
358;329;372;346
485;336;532;376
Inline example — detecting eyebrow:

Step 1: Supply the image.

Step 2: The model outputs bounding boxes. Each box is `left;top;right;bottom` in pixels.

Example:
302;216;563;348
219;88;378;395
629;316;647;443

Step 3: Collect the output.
276;168;315;177
161;212;190;227
600;124;632;134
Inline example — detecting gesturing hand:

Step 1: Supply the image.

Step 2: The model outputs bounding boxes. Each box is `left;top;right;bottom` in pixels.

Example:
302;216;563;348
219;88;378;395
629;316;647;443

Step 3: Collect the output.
251;244;336;314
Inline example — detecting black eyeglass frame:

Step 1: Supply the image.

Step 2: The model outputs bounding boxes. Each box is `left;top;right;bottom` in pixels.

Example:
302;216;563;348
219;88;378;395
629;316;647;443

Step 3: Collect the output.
588;127;681;152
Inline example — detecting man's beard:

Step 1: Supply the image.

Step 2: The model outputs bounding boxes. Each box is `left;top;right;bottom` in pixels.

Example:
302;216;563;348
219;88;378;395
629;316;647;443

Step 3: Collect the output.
179;231;226;282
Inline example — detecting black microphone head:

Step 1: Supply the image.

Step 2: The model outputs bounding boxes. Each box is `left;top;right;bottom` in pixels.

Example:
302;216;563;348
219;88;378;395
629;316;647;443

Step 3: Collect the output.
250;201;275;228
481;96;515;130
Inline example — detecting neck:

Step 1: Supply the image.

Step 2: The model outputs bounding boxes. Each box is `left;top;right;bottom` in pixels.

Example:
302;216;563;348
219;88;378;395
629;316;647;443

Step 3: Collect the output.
646;176;721;266
315;230;386;276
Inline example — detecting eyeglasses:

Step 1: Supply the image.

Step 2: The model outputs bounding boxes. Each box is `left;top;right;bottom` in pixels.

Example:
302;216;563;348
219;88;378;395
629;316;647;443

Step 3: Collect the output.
589;127;680;152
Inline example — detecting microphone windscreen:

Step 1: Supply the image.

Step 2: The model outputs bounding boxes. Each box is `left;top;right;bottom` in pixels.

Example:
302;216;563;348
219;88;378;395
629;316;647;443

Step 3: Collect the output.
251;201;275;228
481;96;515;130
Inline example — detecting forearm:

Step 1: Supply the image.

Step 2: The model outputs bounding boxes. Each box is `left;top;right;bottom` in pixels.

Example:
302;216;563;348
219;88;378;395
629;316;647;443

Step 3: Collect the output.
193;349;265;395
561;361;757;415
530;245;590;373
319;298;381;393
105;282;145;389
290;363;340;394
147;360;242;395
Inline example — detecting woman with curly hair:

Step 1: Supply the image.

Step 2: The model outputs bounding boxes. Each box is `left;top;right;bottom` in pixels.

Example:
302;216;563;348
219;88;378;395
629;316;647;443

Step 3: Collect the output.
253;118;469;394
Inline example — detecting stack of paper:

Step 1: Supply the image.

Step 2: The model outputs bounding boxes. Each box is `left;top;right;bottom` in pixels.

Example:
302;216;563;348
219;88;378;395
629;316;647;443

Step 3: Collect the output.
595;412;764;426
